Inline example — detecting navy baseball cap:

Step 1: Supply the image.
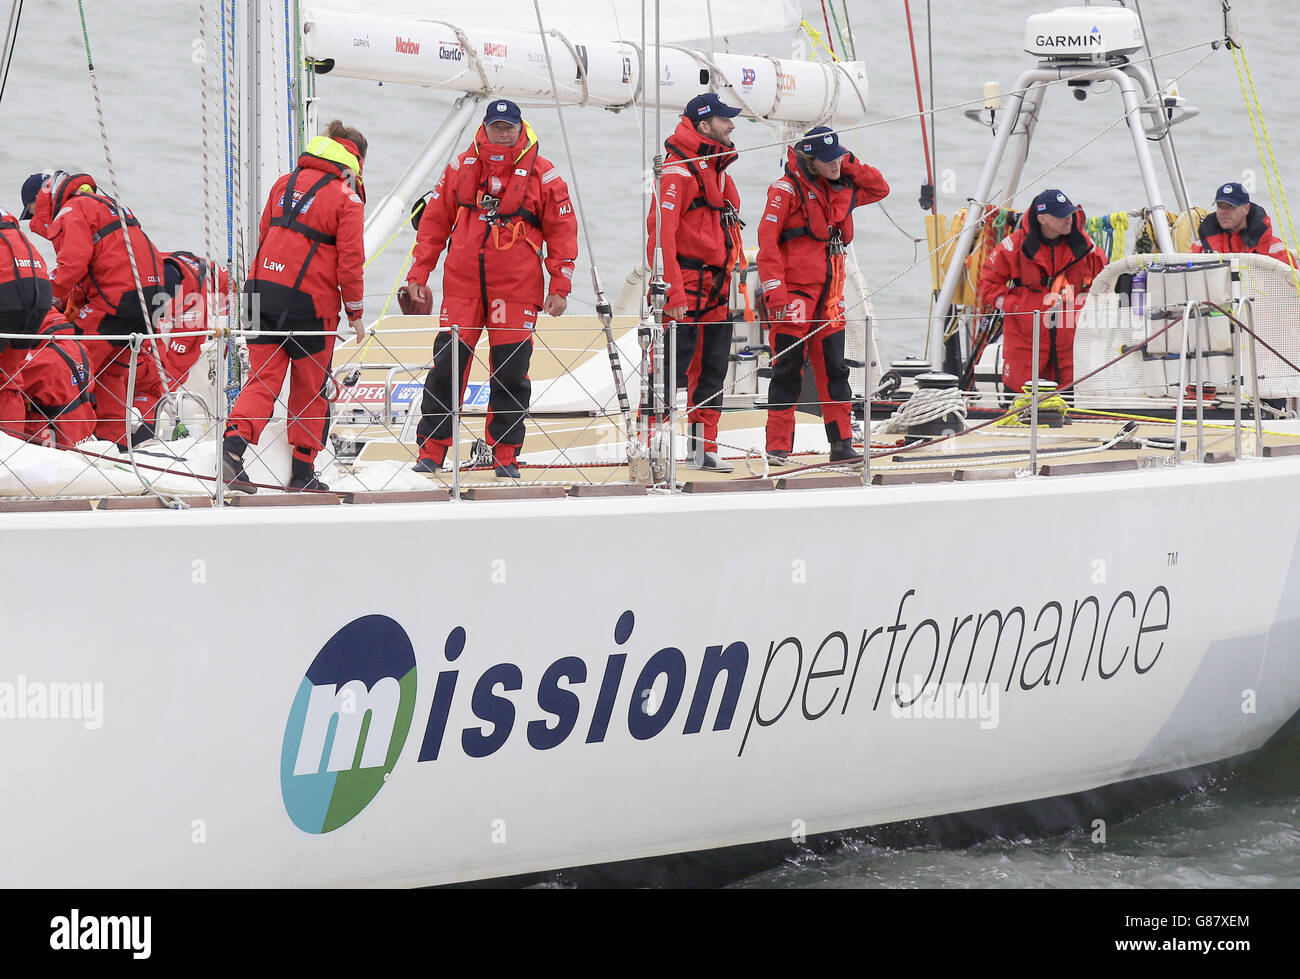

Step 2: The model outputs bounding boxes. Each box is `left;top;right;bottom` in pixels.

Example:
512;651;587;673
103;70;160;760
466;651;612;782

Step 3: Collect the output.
1032;189;1076;218
1214;182;1249;206
684;92;741;122
19;171;48;220
484;99;522;126
798;126;849;163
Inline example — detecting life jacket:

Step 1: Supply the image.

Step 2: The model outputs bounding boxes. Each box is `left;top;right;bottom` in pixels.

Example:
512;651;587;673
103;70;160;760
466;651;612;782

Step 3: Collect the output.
245;135;364;327
1198;203;1269;253
50;173;164;328
448;124;553;311
777;150;859;249
453;124;543;235
777;152;852;323
0;209;52;340
660;121;743;315
1011;209;1098;290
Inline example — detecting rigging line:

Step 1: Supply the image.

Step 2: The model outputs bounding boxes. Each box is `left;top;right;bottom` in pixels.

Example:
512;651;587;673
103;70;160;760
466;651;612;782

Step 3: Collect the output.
531;0;634;440
825;0;847;59
819;0;837;58
927;0;935;206
0;0;23;106
903;0;935;211
658;37;1219;170
219;0;233;276
74;0;175;396
1233;47;1300;296
282;0;294;158
842;0;856;60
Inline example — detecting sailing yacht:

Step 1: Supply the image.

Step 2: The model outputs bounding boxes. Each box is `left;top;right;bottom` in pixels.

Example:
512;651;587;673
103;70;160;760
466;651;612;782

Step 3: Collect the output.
1;0;1298;887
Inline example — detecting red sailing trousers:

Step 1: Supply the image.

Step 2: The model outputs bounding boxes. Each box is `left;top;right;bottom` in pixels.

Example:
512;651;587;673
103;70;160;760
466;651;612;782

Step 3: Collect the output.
225;332;337;466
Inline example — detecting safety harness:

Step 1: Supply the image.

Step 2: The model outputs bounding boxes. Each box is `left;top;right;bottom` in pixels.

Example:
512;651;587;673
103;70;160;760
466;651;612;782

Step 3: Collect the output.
661;137;743;318
777;160;851;330
0;215;52;331
247;136;361;333
29;320;95;418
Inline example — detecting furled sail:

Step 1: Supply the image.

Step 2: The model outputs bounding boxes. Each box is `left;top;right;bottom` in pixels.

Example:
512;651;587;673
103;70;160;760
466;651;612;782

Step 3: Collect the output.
304;0;803;44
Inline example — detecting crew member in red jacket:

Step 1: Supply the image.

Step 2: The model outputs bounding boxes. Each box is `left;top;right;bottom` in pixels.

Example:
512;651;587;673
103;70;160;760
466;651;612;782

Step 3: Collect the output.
1192;181;1298;267
646;92;744;471
0;204;53;340
223;120;367;492
0;308;96;448
400;99;578;479
978;189;1107;393
22;170;165;447
157;251;231;386
758;127;889;463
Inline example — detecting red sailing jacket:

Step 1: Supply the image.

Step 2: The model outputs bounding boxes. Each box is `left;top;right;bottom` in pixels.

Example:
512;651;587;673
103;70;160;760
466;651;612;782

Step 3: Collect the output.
158;251;230;383
246;136;366;325
757;147;890;310
28;173;163;318
0;207;52;325
978;208;1107;322
645;117;741;309
0;309;96;446
407;124;578;307
1192;204;1299;267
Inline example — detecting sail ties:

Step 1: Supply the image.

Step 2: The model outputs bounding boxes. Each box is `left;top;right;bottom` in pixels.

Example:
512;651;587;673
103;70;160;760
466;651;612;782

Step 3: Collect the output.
427;20;493;94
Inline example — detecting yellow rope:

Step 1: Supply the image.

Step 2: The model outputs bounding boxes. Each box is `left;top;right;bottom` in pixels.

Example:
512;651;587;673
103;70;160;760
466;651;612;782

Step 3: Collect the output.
1070;406;1300;437
995;389;1071;426
1231;45;1300;299
1108;211;1129;261
354;237;419;366
798;20;840;62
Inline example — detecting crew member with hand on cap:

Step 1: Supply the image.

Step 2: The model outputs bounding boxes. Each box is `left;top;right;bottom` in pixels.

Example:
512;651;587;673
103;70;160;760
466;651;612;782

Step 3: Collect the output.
401;98;577;480
978;188;1107;393
757;126;889;464
1192;181;1298;267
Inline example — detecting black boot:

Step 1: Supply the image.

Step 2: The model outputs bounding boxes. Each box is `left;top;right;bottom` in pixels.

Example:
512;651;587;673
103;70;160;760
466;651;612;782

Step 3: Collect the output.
829;438;862;462
288;457;329;492
221;435;256;493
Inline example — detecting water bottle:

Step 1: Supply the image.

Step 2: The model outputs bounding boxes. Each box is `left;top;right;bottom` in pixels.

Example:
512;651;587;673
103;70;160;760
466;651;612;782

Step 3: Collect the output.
1132;269;1147;318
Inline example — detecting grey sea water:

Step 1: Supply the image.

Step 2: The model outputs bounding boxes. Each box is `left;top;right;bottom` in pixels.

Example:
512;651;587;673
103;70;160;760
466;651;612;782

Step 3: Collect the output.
5;0;1296;888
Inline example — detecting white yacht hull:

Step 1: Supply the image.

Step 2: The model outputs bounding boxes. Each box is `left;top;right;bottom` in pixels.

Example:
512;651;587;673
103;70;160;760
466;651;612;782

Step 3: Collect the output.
2;456;1299;886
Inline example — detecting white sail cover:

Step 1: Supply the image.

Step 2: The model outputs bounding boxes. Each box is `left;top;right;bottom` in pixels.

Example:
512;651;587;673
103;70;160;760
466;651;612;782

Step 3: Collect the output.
307;0;802;44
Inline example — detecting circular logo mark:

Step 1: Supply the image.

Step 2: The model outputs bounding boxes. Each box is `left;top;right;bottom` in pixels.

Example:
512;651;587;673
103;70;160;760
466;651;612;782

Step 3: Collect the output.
280;615;417;833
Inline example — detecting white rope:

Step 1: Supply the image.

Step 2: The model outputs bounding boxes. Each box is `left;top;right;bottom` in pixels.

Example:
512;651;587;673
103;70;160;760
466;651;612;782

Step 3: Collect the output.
872;385;968;436
429;21;493;93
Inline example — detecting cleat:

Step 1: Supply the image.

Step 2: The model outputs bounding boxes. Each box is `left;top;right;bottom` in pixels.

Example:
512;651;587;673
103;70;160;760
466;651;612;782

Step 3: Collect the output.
494;463;520;479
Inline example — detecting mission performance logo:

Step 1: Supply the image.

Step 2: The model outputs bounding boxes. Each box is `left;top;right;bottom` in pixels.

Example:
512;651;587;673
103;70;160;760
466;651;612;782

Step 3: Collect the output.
281;584;1172;832
280;615;417;833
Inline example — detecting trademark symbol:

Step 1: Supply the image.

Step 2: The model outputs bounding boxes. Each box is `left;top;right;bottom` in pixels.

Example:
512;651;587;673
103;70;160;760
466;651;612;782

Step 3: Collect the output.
1167;551;1178;566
